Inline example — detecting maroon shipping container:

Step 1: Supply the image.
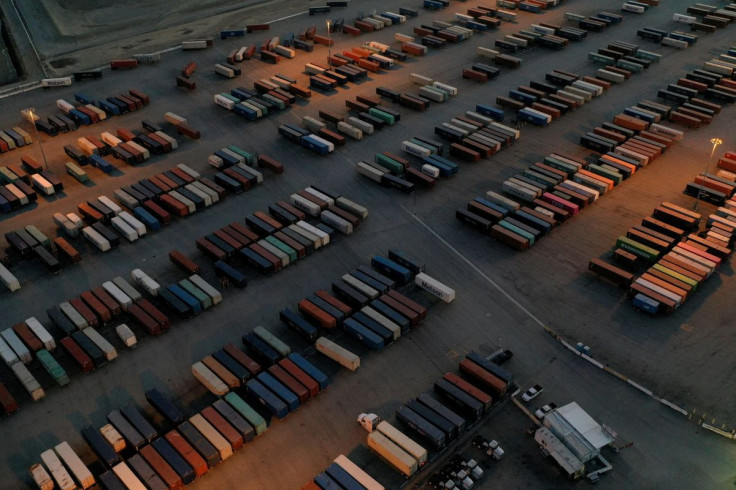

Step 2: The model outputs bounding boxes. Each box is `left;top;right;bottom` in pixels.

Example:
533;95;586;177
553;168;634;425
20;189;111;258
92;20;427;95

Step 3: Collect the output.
318;128;346;147
12;323;43;352
274;201;306;221
253;211;283;231
110;59;139;69
140;444;183;490
21;155;43;173
314;289;352;315
385;289;427;321
54;237;81;263
246;24;270;32
223;343;262;376
444;371;492;411
142;200;172;226
342;25;361;36
273;232;305;258
158;194;189;217
92;286;122;317
116;127;136;141
135;299;171;330
77;203;104;223
223;226;256;248
201;406;243;450
81;290;112;324
156;173;180;190
228;222;260;244
378;295;419;326
148;134;172;153
257;154;285;173
127;303;162;336
176;76;197;90
181;62;196;78
165;430;208;478
196;237;226;261
169;250;200;274
279;358;320;397
248;243;281;271
268;365;309;403
61;336;94;372
213;229;244;250
70;297;99;328
0;382;18;414
176;124;201;139
462;68;488;82
458;359;507;398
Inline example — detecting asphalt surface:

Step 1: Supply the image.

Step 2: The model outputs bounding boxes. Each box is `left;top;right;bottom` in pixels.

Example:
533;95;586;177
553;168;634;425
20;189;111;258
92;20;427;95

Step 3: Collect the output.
1;0;736;488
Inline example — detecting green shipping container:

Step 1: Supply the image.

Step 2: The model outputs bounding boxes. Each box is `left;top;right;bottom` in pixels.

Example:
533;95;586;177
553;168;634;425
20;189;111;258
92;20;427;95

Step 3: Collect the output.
179;278;213;310
499;219;535;245
543;156;578;176
37;349;70;386
587;164;622;185
65;162;89;183
0;167;19;183
25;225;51;248
652;264;699;290
265;236;298;263
368;108;395;126
616;236;660;262
374;154;405;175
227;146;255;165
224;392;268;435
253;325;291;357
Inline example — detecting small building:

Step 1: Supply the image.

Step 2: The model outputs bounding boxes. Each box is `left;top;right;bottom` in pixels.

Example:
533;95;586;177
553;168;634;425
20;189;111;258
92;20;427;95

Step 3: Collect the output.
543;401;615;463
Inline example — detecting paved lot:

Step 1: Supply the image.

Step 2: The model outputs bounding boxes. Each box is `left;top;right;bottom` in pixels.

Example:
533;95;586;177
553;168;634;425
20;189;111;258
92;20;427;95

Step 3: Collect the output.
1;0;736;488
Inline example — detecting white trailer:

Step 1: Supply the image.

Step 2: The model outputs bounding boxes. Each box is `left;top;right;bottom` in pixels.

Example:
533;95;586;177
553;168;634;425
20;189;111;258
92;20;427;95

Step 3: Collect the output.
316;337;360;371
111;216;139;242
192;361;229;395
82;328;118;361
54;441;95;489
40;449;75;490
25;317;56;351
189;274;222;305
131;269;160;296
115;324;137;348
1;328;31;364
82;226;111;252
0;263;20;292
415;272;456;303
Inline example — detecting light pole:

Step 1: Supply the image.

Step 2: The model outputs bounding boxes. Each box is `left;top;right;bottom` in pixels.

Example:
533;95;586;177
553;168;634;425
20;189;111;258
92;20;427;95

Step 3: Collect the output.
693;137;722;212
23;108;49;172
326;20;332;70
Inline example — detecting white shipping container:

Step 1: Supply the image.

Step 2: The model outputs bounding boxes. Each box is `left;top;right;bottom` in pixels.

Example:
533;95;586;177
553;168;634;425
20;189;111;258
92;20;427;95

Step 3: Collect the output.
29;463;54;490
97;195;121;215
432;81;458;96
25;317;56;351
486;190;521;211
185;183;212;207
421;164;440;178
112;276;143;301
165;112;187;126
60;301;88;329
66;213;84;229
82;328;118;361
208;154;224;168
288;224;322;249
77;137;98;156
214;63;236;78
672;13;696;23
348;116;374;135
342;273;376;297
126;140;150;160
41;77;72;88
597;69;625;83
82;226;111;252
322;210;353;235
0;336;20;366
415;272;455;303
103;281;133;310
395;33;414;43
419;86;446;102
182;40;209;50
115;323;137;348
303;115;326;131
100;424;126;452
648;123;684;141
305;63;327;75
40;449;75;490
304;187;335;207
661;37;688;49
1;328;32;364
337;121;363;140
290;193;322;217
54;441;95;489
296;220;330;246
192;180;220;203
274;45;296;58
154;131;178;149
192;361;229;395
214;94;235;110
131;268;160;295
85;104;107;121
258;239;289;267
360;306;401;340
169;190;196;214
316;336;360;371
0;263;21;292
56;99;75;113
189;274;223;305
118;211;147;237
31;174;54;196
177;163;200;179
12;362;44;400
401;140;432;158
220;147;245;164
336;196;368;219
53;213;78;238
112;462;147;490
189;413;233;460
357;161;385;183
100;132;122;147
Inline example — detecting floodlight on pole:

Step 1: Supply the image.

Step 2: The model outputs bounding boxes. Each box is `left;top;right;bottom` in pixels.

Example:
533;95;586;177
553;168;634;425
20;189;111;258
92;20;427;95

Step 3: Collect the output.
24;108;50;172
693;137;722;211
326;20;332;70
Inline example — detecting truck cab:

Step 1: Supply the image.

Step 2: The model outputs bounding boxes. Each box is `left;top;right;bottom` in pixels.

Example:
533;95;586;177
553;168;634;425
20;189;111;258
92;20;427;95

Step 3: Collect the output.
357;413;381;432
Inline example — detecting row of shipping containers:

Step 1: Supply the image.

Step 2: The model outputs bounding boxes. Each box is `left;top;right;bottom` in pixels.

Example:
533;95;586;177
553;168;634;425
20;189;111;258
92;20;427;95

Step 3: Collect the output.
48;89;150;133
196;186;367;279
0;157;63;211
